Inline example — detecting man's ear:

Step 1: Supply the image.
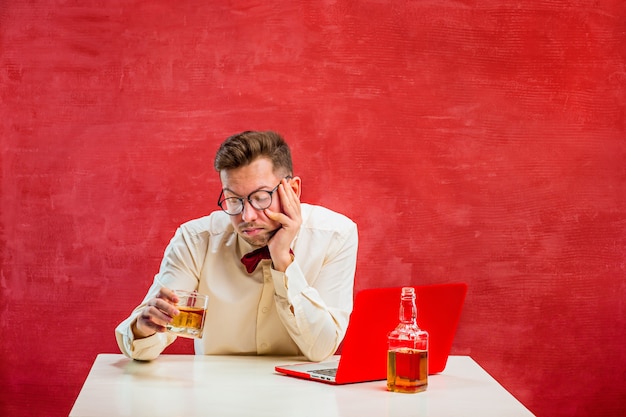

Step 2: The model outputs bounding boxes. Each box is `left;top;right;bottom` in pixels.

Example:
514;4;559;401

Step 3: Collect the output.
289;176;302;198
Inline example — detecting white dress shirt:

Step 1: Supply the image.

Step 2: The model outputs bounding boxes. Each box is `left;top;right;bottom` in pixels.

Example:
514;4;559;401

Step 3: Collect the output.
115;203;358;362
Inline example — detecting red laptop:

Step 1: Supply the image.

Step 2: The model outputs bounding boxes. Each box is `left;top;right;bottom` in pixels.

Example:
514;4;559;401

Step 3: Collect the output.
275;283;467;384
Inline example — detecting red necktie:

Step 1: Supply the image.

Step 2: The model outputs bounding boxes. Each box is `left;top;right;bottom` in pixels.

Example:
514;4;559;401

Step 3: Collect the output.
241;246;271;273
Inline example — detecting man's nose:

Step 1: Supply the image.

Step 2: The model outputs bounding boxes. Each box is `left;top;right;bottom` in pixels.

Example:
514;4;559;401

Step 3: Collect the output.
241;200;259;222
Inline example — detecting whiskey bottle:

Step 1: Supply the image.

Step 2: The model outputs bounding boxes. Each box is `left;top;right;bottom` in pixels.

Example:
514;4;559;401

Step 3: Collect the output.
387;287;429;393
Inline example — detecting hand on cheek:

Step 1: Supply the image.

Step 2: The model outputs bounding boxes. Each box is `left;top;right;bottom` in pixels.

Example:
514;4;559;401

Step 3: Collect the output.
265;178;302;271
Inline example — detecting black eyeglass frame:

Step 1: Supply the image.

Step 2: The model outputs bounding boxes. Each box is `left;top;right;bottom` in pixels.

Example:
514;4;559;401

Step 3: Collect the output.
217;176;293;216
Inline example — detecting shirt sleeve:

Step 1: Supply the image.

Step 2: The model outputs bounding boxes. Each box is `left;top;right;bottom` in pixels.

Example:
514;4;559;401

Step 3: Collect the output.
115;314;176;361
270;220;358;362
114;225;202;360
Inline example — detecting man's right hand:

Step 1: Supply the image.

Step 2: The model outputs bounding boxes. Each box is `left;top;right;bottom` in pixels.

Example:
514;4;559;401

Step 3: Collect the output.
132;287;180;339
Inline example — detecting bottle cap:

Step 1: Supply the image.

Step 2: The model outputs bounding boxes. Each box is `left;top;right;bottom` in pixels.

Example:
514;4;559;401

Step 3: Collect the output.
401;287;415;297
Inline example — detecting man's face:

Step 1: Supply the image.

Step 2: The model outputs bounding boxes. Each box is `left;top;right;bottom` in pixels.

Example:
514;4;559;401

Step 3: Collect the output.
219;157;284;247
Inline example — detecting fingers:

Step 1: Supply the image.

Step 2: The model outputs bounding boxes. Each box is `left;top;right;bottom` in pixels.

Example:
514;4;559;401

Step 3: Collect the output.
266;179;300;225
278;178;300;216
157;286;179;305
133;288;180;338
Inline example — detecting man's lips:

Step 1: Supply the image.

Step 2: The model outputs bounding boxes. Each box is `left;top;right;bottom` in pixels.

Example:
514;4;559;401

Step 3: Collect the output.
239;223;280;239
241;226;265;236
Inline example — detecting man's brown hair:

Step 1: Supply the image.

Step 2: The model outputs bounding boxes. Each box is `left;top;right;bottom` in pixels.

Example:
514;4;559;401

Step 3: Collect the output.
214;131;293;176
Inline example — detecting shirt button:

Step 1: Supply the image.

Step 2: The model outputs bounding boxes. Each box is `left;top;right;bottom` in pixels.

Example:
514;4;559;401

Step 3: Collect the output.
262;307;269;313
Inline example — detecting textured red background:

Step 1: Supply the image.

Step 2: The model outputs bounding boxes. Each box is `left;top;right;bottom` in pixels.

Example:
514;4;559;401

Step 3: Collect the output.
1;1;625;416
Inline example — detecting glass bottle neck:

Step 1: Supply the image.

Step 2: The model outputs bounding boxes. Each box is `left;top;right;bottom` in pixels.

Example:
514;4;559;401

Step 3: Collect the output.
399;293;417;324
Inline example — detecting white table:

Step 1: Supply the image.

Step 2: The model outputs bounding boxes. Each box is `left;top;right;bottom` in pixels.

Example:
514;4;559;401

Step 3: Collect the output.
69;354;535;417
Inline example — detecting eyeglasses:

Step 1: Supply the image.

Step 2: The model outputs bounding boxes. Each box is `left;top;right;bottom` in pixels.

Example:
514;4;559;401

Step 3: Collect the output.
217;177;291;216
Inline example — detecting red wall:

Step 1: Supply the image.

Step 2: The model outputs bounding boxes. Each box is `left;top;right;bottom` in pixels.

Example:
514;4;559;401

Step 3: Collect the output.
1;1;625;416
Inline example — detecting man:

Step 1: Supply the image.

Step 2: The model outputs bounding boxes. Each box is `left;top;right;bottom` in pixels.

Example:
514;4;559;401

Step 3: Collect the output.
115;131;358;362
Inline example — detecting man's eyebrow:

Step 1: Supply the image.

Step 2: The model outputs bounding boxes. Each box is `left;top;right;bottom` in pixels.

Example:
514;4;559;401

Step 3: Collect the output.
221;187;242;197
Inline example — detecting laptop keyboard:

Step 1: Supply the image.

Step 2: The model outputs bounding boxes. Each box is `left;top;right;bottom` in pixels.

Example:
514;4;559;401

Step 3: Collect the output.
310;368;337;377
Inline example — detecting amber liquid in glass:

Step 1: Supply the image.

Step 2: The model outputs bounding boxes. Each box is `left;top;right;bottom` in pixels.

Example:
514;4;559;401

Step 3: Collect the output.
387;348;428;393
167;306;206;338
